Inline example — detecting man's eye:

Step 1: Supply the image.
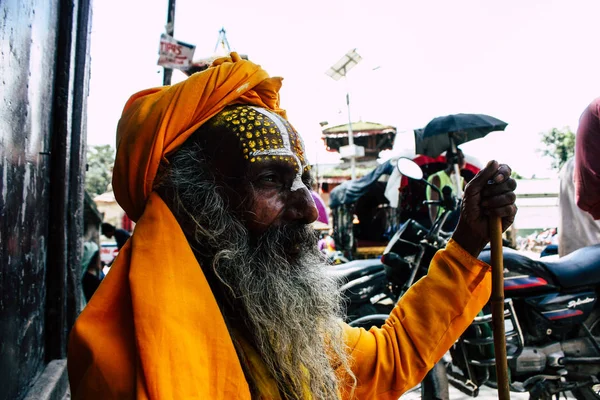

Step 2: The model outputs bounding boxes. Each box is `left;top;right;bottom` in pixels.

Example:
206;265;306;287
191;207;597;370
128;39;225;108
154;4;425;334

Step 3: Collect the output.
258;174;280;185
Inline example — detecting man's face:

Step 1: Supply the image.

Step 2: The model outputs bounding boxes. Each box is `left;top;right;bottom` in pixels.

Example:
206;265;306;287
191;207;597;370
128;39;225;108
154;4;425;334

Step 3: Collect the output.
245;159;317;234
162;106;351;397
212;106;319;235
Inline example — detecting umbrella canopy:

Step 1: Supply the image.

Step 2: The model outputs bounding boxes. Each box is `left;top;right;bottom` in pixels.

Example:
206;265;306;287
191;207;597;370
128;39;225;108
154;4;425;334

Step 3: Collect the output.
415;113;508;158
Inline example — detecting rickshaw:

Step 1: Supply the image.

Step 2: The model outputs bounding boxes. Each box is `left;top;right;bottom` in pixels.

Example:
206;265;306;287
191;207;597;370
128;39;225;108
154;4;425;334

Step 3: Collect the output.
329;161;399;260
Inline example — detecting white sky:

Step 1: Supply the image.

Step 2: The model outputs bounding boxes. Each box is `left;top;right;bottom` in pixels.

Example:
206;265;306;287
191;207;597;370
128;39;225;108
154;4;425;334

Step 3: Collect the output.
87;0;600;178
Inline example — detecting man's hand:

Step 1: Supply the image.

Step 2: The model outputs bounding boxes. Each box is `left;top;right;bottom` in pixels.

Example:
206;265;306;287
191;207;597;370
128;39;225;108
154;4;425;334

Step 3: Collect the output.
452;160;517;257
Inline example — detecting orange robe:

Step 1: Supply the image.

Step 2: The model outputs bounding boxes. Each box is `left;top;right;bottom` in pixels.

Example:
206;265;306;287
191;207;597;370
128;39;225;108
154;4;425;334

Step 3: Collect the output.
344;239;490;399
69;52;491;399
67;192;491;399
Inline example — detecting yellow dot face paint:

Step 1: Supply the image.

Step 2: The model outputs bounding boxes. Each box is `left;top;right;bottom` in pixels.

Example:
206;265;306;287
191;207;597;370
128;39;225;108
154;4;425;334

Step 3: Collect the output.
212;105;310;190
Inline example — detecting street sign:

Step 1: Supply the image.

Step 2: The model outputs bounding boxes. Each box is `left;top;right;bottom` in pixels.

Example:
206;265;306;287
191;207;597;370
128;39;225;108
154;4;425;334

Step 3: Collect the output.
158;33;196;69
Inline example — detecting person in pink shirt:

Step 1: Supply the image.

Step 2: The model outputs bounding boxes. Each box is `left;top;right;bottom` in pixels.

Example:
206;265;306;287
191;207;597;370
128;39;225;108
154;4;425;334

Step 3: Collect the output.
575;97;600;219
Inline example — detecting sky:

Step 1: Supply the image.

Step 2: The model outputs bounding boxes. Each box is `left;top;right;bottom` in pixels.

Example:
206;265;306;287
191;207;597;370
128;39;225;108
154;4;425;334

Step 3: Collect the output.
87;0;600;179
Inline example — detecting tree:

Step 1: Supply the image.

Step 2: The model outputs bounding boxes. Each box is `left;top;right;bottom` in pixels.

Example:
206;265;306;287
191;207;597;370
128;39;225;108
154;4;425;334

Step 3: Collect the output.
511;171;524;180
539;127;575;171
85;144;115;197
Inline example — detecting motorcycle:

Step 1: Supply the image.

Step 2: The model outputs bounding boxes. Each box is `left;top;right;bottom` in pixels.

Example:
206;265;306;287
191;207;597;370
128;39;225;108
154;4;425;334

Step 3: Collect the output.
326;183;455;325
368;157;600;399
449;244;600;400
327;257;391;322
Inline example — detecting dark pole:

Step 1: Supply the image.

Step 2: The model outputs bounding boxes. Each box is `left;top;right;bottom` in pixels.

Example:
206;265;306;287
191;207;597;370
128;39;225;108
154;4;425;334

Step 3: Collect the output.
491;216;510;400
163;0;176;86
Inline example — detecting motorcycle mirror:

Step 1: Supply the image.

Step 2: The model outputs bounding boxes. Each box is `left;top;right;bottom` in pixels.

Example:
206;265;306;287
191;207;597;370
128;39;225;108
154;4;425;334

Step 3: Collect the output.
396;157;423;180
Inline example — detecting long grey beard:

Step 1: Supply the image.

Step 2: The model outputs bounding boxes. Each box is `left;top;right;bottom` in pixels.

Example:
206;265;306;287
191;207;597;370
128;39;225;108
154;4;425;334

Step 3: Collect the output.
213;224;352;399
157;143;355;399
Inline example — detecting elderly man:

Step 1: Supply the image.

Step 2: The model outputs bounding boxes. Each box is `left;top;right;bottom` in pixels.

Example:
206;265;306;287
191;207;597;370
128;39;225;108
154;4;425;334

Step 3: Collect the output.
68;53;517;399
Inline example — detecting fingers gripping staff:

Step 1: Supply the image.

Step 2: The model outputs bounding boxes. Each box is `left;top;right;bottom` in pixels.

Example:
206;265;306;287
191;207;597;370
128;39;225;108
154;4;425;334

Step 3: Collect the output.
453;160;517;257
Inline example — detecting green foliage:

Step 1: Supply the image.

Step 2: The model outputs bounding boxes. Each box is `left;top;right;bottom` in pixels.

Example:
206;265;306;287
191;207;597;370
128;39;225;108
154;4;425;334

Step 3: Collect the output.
85;144;115;197
511;171;524;180
539;127;575;171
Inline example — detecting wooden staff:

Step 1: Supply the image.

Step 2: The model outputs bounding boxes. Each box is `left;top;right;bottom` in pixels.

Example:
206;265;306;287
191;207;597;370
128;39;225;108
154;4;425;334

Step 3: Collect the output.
490;216;510;400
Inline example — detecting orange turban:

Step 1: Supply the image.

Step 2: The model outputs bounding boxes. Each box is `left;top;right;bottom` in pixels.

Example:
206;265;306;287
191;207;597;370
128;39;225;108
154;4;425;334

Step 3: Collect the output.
113;52;286;222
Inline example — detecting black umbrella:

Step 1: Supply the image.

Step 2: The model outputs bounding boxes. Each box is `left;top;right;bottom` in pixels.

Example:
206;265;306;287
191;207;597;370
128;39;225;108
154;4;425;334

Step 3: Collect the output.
415;113;508;158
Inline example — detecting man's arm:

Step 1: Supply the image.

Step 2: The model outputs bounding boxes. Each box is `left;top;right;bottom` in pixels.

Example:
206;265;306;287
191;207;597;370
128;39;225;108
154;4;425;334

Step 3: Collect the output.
575;98;600;219
342;240;490;399
339;161;517;399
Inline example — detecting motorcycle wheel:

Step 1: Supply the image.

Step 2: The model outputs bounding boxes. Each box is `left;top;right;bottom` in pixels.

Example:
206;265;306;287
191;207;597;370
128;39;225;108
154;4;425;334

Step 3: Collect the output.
571;309;600;400
420;361;449;400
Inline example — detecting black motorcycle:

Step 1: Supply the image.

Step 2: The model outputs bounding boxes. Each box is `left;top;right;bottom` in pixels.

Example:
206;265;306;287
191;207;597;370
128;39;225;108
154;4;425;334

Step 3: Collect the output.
326;256;392;322
363;158;600;399
326;185;455;326
448;244;600;400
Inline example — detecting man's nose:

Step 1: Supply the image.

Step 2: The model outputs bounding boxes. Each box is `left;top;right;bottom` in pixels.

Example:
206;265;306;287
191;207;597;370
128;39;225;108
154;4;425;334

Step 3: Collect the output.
285;187;319;224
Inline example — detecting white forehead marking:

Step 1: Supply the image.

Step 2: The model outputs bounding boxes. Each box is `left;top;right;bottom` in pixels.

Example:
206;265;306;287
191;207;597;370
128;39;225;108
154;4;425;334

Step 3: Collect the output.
250;106;292;150
249;106;306;192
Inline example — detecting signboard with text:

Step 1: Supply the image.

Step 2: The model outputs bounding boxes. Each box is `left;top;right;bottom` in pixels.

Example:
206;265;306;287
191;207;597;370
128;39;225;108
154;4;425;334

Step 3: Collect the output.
157;33;196;69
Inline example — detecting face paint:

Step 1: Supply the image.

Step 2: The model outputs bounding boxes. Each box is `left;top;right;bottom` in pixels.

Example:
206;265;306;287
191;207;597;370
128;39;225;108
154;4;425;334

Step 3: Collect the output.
214;105;310;191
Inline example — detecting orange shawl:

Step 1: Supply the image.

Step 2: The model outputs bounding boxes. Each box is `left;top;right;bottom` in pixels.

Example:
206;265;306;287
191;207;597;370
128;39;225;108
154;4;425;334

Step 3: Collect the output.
68;53;284;399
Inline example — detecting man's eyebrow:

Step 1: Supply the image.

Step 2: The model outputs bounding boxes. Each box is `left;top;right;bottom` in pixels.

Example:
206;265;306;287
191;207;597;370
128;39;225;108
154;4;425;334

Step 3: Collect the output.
249;159;296;173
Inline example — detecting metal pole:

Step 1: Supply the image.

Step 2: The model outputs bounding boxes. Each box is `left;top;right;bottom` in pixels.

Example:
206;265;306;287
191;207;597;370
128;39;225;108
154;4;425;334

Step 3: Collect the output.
344;73;356;180
163;0;176;86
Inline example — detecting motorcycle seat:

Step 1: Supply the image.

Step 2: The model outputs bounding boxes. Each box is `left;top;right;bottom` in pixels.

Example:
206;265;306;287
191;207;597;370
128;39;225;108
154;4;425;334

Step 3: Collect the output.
540;244;600;288
479;245;600;289
327;259;385;283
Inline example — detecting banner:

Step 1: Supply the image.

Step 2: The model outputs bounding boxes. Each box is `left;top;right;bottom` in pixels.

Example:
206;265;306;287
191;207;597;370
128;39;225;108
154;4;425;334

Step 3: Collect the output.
157;33;196;69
